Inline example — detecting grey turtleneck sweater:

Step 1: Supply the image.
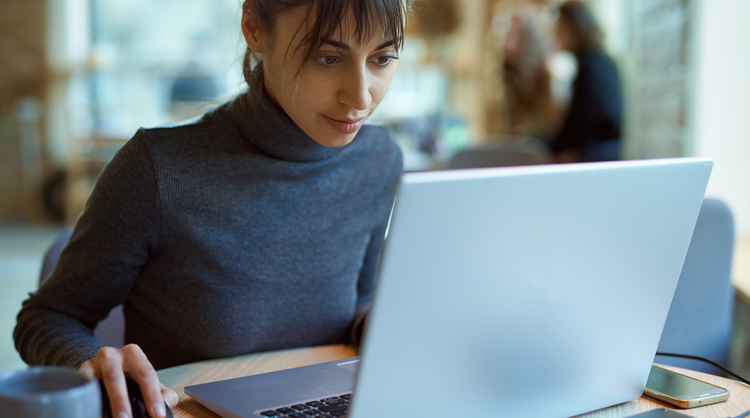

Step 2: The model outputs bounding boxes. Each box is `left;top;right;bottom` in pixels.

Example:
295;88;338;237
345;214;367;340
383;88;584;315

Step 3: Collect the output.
14;71;403;370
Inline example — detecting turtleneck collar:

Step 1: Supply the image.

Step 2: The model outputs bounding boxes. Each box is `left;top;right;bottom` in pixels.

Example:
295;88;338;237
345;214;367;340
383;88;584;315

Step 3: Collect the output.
228;63;340;162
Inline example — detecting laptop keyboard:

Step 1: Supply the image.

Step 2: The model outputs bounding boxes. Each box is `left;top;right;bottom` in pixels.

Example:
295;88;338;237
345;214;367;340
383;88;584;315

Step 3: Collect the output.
258;394;352;418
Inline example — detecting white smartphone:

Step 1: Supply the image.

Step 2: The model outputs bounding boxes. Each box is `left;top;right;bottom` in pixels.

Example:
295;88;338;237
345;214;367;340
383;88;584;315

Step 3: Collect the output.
644;364;729;408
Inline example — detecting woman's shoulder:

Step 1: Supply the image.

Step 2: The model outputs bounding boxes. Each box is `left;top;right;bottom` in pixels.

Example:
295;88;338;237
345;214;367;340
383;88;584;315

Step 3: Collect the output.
138;104;225;143
127;101;243;156
578;49;618;74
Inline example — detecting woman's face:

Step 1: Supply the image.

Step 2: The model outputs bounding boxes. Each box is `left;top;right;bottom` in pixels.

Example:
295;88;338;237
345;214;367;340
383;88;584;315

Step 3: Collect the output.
504;16;525;65
254;6;400;147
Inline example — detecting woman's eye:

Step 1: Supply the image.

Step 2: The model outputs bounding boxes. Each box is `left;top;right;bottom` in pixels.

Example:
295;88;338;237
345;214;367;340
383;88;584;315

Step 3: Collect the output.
315;55;340;65
373;55;398;66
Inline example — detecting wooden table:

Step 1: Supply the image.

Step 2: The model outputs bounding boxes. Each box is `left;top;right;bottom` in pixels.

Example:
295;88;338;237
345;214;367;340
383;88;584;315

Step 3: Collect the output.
158;345;750;418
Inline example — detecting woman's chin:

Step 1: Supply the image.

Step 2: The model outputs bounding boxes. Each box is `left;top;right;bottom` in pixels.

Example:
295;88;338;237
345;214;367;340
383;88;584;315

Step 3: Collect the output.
312;131;358;148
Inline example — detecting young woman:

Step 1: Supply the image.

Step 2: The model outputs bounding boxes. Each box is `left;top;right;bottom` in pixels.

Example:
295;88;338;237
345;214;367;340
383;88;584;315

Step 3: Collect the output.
14;1;411;417
551;0;622;163
501;13;561;139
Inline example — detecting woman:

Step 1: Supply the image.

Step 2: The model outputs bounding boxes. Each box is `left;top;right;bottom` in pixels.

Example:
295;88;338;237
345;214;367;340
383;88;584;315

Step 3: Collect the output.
14;1;411;417
501;13;562;140
551;0;622;162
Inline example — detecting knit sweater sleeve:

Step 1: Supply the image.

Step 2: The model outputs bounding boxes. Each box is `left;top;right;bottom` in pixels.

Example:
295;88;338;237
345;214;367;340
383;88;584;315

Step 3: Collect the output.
14;129;160;368
345;221;387;345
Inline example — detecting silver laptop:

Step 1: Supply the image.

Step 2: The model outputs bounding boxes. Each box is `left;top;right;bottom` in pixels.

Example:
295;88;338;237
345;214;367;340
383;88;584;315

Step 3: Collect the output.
186;157;713;418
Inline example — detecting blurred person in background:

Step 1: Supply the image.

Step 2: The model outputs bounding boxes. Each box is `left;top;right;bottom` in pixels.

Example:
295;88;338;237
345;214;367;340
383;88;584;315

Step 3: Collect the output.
502;13;563;141
551;0;622;162
14;1;410;417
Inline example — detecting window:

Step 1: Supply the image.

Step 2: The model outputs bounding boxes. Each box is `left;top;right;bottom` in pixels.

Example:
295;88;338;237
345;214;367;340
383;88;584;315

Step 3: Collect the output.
86;0;245;138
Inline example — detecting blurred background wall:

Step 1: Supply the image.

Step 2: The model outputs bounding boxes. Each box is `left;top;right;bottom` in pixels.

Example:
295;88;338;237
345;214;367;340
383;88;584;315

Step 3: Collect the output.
0;0;748;232
1;0;48;224
690;0;750;239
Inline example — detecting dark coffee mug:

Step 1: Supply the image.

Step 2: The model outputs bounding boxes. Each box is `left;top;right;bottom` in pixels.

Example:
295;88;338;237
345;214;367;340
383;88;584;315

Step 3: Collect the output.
0;366;101;418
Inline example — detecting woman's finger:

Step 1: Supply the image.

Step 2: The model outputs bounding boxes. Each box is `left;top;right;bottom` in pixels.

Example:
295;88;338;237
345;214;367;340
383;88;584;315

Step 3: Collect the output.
96;346;131;418
160;383;179;408
121;344;167;418
78;359;98;380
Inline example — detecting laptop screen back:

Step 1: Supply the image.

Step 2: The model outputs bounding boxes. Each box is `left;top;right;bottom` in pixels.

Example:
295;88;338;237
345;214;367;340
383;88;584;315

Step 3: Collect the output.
351;158;713;418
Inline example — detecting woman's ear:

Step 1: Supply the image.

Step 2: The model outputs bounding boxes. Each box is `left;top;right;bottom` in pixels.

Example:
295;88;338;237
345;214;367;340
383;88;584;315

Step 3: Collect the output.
241;5;266;53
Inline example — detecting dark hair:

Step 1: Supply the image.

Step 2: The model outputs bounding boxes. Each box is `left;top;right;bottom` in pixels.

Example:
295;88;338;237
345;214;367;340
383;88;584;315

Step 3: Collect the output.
558;1;602;53
242;0;411;85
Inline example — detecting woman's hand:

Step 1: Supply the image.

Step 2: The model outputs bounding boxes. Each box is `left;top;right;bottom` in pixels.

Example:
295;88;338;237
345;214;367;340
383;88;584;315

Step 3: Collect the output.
79;344;178;418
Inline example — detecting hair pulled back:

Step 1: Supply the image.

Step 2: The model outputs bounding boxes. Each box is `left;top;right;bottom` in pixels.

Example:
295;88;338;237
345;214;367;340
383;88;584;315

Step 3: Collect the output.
557;1;602;53
242;0;411;85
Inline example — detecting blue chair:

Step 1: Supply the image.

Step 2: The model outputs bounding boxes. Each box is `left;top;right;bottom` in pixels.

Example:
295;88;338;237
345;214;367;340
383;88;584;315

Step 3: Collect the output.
657;199;735;374
40;228;125;348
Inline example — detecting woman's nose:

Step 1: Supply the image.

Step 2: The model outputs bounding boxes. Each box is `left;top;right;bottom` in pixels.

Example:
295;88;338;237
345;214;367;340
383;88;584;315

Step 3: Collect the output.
338;66;372;111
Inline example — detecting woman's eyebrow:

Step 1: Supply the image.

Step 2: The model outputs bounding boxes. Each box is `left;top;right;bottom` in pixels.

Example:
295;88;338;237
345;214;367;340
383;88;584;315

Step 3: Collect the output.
321;39;396;51
322;39;351;51
374;40;395;50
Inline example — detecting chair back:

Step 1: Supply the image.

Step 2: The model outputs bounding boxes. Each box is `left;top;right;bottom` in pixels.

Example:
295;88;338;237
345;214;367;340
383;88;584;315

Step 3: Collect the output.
448;137;553;169
40;228;74;284
40;228;125;348
657;199;735;373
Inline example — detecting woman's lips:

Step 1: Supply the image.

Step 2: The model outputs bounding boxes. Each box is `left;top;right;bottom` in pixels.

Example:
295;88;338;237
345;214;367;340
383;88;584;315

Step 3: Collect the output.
324;115;366;134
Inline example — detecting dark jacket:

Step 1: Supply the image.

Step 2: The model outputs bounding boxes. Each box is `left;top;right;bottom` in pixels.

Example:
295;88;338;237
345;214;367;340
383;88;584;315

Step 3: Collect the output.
551;49;622;161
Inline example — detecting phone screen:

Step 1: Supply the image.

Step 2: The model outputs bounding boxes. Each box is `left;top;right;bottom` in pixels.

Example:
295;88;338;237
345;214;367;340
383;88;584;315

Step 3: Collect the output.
646;366;725;398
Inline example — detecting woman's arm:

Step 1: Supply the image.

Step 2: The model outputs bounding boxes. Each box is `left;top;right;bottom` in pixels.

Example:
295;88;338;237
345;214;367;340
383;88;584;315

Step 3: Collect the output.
14;129;176;417
345;223;387;345
15;129;160;367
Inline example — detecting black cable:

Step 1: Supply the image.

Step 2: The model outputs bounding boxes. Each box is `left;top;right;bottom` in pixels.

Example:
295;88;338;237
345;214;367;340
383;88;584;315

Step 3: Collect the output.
654;352;750;386
654;352;750;418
